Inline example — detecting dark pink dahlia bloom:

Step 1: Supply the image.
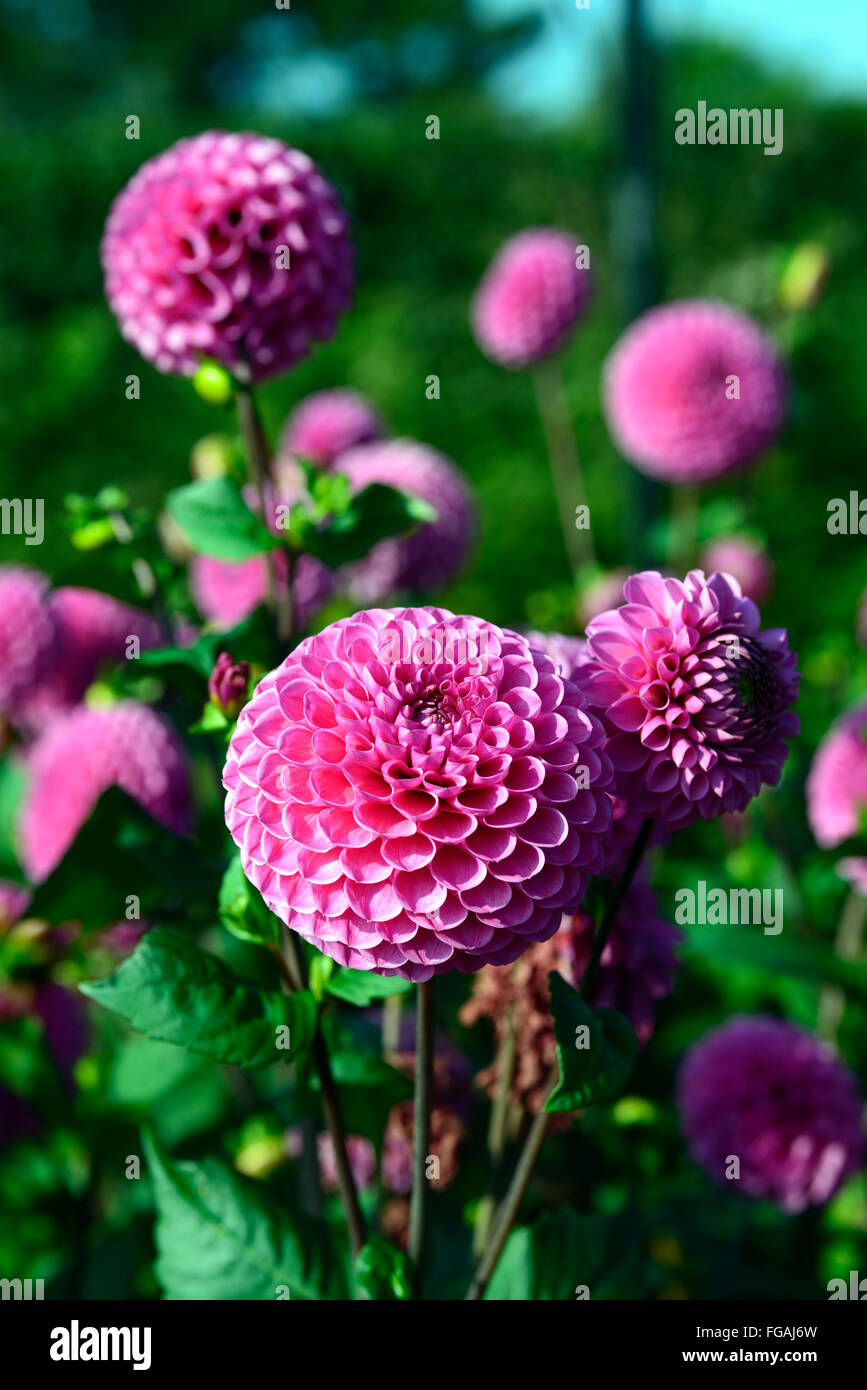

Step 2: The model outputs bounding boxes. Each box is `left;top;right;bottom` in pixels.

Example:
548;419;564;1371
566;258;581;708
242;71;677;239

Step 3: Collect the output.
20;703;191;882
337;441;475;602
578;569;800;831
281;389;383;467
806;702;867;849
604;300;787;483
678;1016;864;1213
0;567;56;716
223;607;613;980
472;229;591;368
102;132;353;382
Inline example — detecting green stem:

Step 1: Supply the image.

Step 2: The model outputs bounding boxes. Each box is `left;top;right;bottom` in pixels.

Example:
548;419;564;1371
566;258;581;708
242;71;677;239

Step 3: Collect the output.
580;816;655;1001
234;376;294;644
408;979;435;1294
532;356;596;583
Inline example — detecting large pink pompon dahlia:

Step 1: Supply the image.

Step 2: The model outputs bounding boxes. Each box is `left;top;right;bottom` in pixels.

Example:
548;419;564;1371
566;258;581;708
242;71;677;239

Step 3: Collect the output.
101;132;354;381
20;703;191;882
603;300;787;483
281;389;383;467
223;607;613;980
336;441;475;602
472;229;591;368
806;702;867;849
577;570;800;831
678;1017;864;1213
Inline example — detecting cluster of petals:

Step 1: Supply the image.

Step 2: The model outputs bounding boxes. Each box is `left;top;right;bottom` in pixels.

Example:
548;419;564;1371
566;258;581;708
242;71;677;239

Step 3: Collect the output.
223;606;613;980
577;569;800;831
281;388;382;467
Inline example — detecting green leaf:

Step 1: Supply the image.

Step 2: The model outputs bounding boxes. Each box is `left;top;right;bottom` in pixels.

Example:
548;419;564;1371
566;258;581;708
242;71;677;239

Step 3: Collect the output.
305;481;437;567
545;973;637;1113
0;757;27;876
485;1204;641;1300
325;967;413;1006
218;854;280;948
189;702;229;735
308;952;335;1002
80;929;316;1068
166;477;277;560
355;1237;414;1300
144;1132;346;1300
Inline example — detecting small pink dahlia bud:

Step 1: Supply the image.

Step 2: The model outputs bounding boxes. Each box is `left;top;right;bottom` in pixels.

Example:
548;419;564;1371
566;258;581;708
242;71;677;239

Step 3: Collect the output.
0;567;57;717
208;652;250;718
472;229;591;368
603;300;787;483
806;702;867;849
20;702;191;882
337;441;475;602
577;569;800;831
281;389;383;467
101;131;354;382
678;1016;864;1212
223;606;613;980
702;536;774;607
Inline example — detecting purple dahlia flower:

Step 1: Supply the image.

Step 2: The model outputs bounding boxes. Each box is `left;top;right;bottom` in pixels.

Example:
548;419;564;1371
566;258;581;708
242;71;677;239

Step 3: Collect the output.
806;703;867;850
281;389;383;467
223;606;613;980
603;300;787;483
678;1016;864;1213
102;131;354;381
577;569;800;831
336;440;475;602
20;702;191;882
472;229;591;369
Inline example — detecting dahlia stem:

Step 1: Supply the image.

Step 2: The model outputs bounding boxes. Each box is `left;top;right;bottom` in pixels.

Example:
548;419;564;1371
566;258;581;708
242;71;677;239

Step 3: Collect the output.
580;816;655;1001
818;890;866;1041
274;929;366;1259
474;1006;517;1255
465;815;655;1301
532;355;596;581
234;375;294;644
669;484;699;572
408;978;435;1294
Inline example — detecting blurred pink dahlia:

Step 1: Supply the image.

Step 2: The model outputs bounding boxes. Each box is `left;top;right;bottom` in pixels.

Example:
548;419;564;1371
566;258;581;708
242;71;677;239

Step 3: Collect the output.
281;389;383;467
578;570;800;830
20;702;191;882
702;536;774;607
0;567;56;717
525;632;589;682
806;702;867;849
336;441;475;602
472;229;591;368
223;606;613;980
603;300;787;483
678;1016;864;1213
101;131;353;381
579;569;629;627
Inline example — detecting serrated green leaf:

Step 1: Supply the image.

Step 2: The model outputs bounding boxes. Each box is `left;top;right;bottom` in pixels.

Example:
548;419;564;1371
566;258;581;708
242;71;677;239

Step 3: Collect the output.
144;1132;346;1300
80;929;316;1067
325;967;412;1006
166;477;277;560
545;973;637;1112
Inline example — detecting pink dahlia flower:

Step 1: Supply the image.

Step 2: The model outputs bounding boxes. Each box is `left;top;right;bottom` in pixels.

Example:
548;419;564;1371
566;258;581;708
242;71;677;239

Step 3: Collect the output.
20;703;191;882
0;567;56;717
223;606;613;980
678;1016;864;1213
702;536;774;607
102;131;354;382
578;569;800;831
806;703;867;849
336;441;475;602
603;300;787;483
281;389;383;467
472;229;591;368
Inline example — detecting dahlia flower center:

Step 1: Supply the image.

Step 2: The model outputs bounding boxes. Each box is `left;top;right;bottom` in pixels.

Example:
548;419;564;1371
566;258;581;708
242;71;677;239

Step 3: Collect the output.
717;633;781;733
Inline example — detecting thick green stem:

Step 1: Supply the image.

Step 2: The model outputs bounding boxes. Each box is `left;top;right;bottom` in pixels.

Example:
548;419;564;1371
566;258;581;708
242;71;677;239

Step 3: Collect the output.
408;979;435;1294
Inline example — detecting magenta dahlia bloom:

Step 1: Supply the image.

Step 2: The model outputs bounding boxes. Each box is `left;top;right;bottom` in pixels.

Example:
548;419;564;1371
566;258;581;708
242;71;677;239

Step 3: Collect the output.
472;229;591;369
806;702;867;849
223;607;613;980
604;300;787;483
336;441;475;602
281;389;383;467
20;703;191;882
102;131;354;382
0;567;56;717
678;1016;864;1213
577;570;800;831
702;536;774;607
